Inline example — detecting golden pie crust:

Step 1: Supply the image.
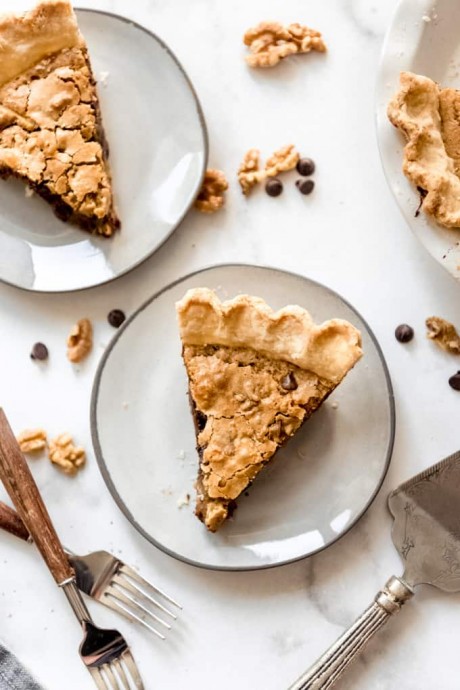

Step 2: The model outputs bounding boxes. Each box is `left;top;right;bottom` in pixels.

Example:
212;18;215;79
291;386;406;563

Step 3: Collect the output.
388;71;460;229
0;0;119;236
176;289;363;532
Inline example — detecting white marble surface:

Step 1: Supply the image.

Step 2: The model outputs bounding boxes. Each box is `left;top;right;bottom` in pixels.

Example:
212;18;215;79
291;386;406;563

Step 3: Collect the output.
1;0;460;688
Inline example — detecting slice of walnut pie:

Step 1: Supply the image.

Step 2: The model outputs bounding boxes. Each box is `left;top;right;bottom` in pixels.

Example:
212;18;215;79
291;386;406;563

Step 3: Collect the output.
176;288;363;532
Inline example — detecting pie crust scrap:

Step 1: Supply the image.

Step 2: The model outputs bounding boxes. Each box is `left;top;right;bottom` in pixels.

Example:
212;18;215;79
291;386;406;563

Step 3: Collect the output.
0;0;119;236
176;288;363;532
388;71;460;229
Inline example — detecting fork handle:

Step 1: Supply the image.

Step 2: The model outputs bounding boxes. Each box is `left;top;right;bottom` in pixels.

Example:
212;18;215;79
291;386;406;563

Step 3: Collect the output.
288;576;414;690
0;409;74;584
0;500;29;541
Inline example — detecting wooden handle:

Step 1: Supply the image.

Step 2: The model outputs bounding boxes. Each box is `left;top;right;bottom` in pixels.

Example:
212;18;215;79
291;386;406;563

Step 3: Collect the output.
0;501;29;541
0;409;74;584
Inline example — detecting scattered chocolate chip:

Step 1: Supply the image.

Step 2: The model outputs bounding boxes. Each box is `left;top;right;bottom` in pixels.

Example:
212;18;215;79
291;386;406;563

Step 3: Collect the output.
395;324;414;343
108;309;126;328
281;372;298;391
265;178;283;197
30;342;48;361
296;157;315;176
449;372;460;391
296;179;315;195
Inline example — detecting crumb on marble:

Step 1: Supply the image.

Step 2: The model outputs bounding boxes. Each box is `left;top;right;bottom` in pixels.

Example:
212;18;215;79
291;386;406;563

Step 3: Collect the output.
99;70;110;86
177;493;190;509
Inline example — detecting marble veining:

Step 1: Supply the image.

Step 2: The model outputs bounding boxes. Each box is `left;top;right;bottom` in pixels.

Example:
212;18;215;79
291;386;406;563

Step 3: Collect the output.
0;0;460;688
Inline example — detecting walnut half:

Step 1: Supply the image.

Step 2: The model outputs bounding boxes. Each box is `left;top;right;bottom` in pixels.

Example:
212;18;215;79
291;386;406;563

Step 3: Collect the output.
17;428;47;453
237;148;266;195
243;22;326;68
194;169;229;213
67;318;93;363
426;316;460;354
48;433;86;475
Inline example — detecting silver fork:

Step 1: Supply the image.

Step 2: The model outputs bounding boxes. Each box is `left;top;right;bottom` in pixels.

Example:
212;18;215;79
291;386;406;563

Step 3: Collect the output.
0;500;181;639
0;409;145;690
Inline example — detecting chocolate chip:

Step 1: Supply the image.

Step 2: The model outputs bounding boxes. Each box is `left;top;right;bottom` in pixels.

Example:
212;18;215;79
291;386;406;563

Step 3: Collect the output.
296;157;315;176
108;309;126;328
296;179;315;195
449;371;460;391
281;372;298;391
395;324;414;343
30;342;48;361
265;178;283;197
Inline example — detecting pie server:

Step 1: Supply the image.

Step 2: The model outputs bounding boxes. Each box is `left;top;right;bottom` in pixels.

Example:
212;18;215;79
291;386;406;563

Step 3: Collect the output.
288;449;460;690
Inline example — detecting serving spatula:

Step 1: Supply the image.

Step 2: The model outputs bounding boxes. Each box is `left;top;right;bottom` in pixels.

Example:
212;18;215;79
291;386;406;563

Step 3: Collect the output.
289;449;460;690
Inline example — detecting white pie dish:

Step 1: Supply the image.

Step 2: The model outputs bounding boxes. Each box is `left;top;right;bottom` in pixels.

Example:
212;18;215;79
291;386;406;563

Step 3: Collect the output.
0;8;207;292
91;265;395;571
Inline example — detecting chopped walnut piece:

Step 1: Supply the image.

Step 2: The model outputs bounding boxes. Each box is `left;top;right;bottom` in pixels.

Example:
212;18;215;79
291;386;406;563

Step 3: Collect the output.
265;144;300;177
194;169;229;213
67;318;93;363
243;22;326;68
237;148;267;195
48;433;86;475
17;429;47;453
426;316;460;354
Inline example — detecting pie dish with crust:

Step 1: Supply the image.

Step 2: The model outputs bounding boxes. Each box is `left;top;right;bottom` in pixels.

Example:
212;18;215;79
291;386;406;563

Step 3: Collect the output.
388;71;460;230
176;288;363;532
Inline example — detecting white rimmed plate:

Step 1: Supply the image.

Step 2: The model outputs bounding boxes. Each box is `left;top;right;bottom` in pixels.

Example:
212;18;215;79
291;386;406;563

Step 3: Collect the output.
0;9;207;292
91;265;395;571
376;0;460;280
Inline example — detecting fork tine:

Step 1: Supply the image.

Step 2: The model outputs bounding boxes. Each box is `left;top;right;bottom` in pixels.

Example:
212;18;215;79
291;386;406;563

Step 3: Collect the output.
115;570;178;619
119;563;182;610
104;664;121;690
112;659;131;690
111;581;171;628
89;666;109;690
104;592;166;639
121;649;144;690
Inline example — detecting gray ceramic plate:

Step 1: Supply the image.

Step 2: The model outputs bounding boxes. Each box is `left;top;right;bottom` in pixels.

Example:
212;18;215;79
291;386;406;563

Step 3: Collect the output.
0;9;207;292
376;0;460;280
91;265;395;571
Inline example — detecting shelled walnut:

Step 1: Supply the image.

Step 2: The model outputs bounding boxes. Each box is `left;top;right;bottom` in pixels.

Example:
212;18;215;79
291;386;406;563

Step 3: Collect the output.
17;428;47;453
243;22;326;68
67;318;93;363
194;169;229;213
265;144;299;176
48;433;86;475
237;148;265;195
426;316;460;354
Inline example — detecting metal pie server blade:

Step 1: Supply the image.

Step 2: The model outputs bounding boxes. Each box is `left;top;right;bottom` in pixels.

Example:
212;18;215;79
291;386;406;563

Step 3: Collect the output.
389;449;460;591
288;449;460;690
